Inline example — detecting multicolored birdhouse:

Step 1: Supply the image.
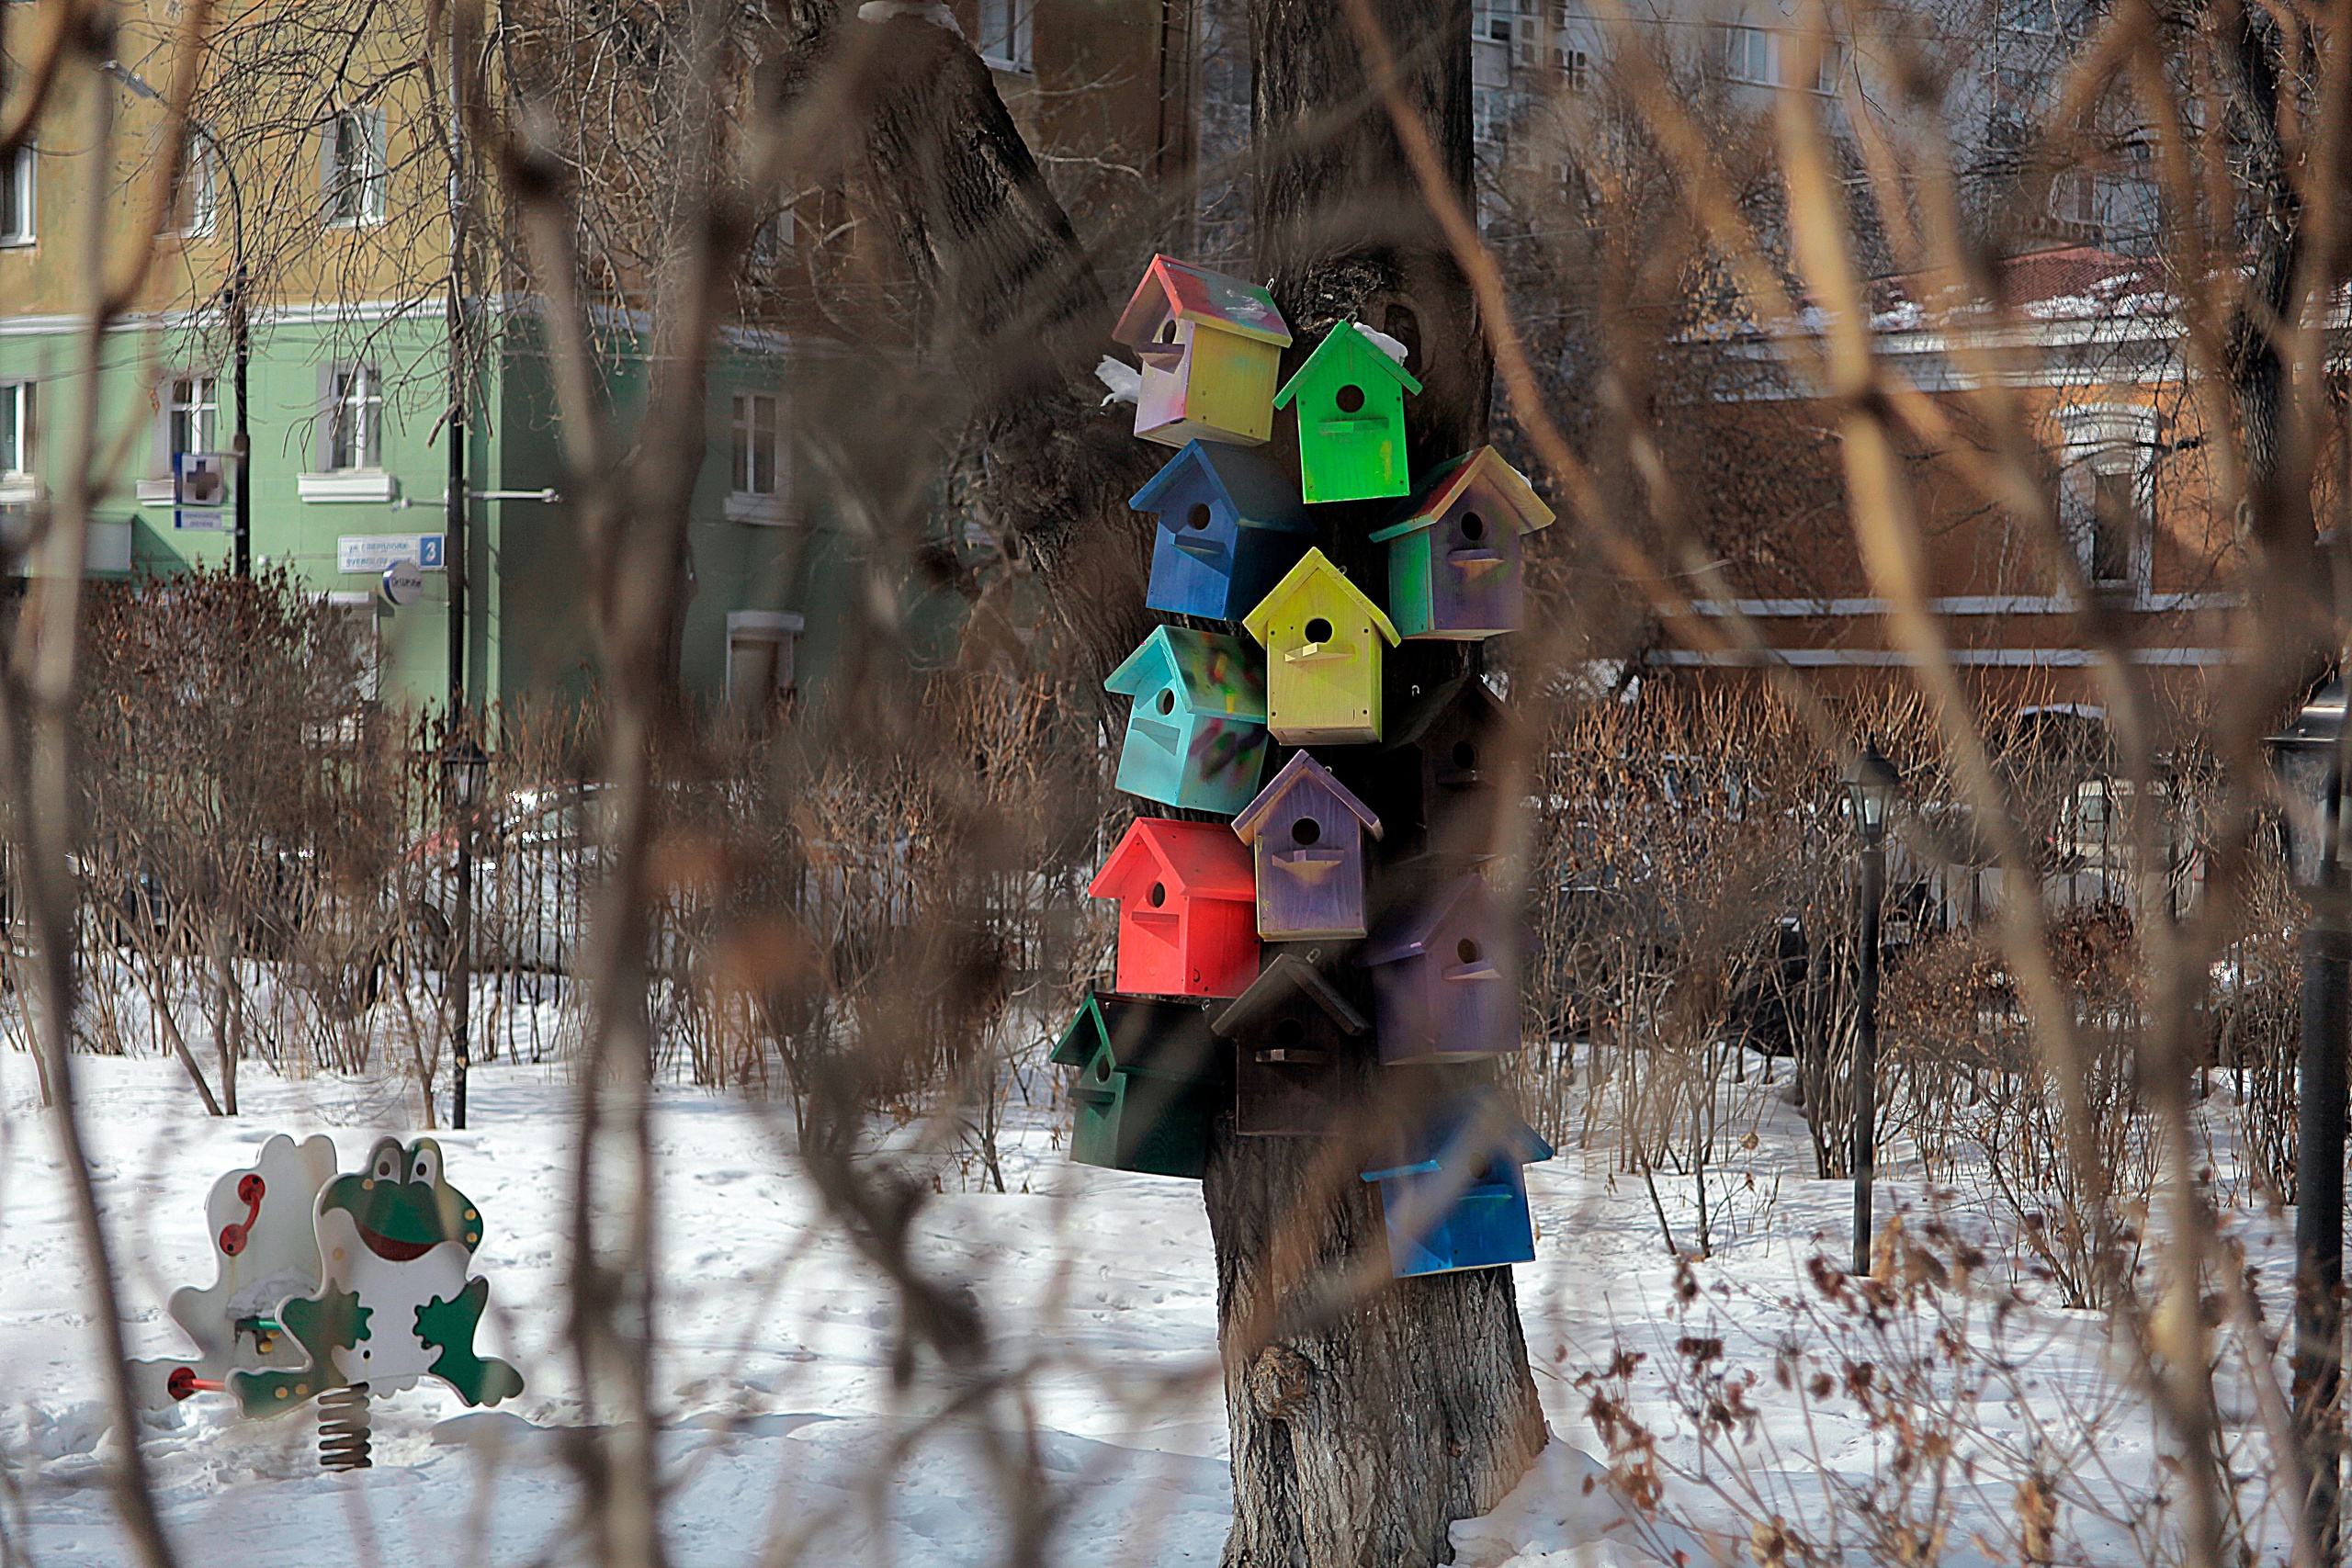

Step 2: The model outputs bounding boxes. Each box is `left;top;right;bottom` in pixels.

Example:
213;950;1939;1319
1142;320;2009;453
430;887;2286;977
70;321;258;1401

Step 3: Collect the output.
1114;255;1293;448
1370;446;1555;639
1240;548;1400;745
1105;626;1272;815
1232;752;1383;940
1089;817;1261;998
1053;988;1225;1178
1133;441;1314;622
1360;1089;1552;1277
1363;674;1518;865
1272;321;1422;502
1214;952;1369;1136
1357;873;1521;1065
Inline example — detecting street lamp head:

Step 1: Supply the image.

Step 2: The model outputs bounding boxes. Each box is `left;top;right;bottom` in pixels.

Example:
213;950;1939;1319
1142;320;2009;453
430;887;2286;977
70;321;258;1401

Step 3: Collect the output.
1842;738;1901;846
442;736;492;811
2268;674;2347;890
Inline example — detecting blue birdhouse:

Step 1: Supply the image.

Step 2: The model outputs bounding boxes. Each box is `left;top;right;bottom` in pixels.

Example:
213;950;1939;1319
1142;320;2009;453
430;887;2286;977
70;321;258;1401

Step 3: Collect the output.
1104;626;1272;816
1132;441;1314;622
1360;1090;1553;1278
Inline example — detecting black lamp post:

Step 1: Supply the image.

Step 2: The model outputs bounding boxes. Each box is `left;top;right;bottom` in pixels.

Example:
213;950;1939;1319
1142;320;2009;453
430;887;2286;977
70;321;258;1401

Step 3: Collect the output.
1843;739;1900;1278
442;735;490;1131
2271;676;2350;1565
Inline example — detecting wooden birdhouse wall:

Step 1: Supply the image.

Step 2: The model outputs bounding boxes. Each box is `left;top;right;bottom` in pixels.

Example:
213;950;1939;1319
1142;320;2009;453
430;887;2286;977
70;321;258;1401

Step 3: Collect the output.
1234;1006;1351;1135
1387;495;1525;639
1361;877;1521;1065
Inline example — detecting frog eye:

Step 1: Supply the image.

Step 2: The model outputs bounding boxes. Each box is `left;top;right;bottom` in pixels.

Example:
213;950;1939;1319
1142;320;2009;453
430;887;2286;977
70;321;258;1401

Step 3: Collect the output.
411;1145;440;1186
372;1151;398;1180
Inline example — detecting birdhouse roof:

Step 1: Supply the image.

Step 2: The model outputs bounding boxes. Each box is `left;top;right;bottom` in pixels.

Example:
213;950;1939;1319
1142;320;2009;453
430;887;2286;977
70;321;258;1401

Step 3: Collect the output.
1104;626;1269;721
1356;873;1498;967
1359;1088;1553;1182
1272;321;1425;410
1052;987;1223;1079
1114;256;1293;349
1088;817;1258;903
1239;548;1401;648
1381;674;1511;755
1212;952;1369;1039
1231;751;1384;845
1129;441;1312;534
1368;446;1556;543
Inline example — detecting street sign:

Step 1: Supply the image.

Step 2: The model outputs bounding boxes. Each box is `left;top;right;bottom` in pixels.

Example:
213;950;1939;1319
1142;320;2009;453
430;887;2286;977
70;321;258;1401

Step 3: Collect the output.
174;451;230;532
380;559;425;606
339;534;446;574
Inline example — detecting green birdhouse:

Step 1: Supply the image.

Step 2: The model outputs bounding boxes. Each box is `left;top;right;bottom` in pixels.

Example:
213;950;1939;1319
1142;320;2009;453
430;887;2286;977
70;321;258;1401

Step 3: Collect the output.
1272;321;1422;503
1052;988;1227;1179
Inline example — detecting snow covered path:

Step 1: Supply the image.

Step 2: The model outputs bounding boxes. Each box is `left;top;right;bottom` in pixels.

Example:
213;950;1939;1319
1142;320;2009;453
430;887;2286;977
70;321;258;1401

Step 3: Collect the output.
0;1048;2298;1566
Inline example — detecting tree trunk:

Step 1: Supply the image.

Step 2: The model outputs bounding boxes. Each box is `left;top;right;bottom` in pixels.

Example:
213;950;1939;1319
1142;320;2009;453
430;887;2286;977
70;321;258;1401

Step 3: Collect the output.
1204;6;1546;1564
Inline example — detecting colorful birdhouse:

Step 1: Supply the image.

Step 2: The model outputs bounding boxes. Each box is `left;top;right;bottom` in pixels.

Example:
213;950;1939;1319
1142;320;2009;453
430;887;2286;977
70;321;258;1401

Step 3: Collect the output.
1053;988;1225;1178
1132;441;1315;622
1232;752;1384;940
1357;873;1521;1065
1360;1089;1553;1278
1105;626;1272;815
1272;321;1422;503
1370;446;1555;639
1240;548;1400;745
1362;674;1518;864
1089;817;1261;998
1114;255;1294;448
1214;951;1369;1136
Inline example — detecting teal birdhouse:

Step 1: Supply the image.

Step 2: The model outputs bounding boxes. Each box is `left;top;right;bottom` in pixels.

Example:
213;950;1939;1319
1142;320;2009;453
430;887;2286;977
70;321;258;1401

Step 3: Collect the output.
1052;987;1226;1179
1370;446;1555;639
1272;321;1422;503
1105;625;1272;815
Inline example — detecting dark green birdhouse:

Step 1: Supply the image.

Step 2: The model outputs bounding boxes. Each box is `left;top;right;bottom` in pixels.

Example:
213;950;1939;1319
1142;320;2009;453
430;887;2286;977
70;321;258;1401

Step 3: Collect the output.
1052;988;1227;1179
1272;321;1422;503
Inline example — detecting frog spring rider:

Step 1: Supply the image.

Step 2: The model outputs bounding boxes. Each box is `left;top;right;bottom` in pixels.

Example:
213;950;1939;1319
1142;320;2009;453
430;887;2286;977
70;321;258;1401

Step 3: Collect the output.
149;1135;523;1470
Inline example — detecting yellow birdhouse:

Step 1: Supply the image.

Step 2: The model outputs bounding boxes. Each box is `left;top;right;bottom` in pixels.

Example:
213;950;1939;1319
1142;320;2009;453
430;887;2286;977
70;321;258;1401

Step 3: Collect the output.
1240;548;1400;745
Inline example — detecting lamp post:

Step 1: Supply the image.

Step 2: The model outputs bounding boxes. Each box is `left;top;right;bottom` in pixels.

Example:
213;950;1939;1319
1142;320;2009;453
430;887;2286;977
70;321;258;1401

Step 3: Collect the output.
103;62;249;578
442;735;490;1131
2271;676;2350;1565
1843;739;1900;1278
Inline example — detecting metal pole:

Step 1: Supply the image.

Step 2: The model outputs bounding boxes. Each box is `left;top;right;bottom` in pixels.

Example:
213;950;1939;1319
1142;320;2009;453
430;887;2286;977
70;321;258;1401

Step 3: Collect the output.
2299;762;2349;1565
451;805;472;1131
444;1;471;1131
232;263;249;578
1851;838;1882;1278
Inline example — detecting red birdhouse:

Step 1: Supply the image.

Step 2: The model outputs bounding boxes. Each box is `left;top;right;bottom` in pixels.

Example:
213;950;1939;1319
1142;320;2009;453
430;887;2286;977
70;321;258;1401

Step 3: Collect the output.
1089;818;1261;998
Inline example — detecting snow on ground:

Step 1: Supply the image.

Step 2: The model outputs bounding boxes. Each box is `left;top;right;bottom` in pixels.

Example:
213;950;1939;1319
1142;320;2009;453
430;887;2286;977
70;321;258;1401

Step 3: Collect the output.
0;1043;2302;1566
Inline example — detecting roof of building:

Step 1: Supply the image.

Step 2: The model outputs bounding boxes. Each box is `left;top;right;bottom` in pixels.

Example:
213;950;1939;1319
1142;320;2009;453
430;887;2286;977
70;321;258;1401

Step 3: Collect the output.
1104;625;1269;720
1212;952;1369;1038
1370;446;1555;543
1240;547;1402;648
1231;750;1383;845
1088;817;1258;902
1129;440;1313;532
1114;255;1293;349
1273;321;1425;408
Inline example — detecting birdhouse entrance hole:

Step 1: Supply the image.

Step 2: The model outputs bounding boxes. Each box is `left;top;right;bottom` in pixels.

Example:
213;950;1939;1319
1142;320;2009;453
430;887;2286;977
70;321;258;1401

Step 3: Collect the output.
1187;503;1213;530
1305;617;1334;644
1157;689;1177;715
1291;817;1321;846
1149;882;1168;908
1334;384;1366;414
1095;1054;1113;1081
1273;1017;1306;1048
1157;318;1178;344
1457;938;1481;964
1453;741;1476;770
1461;512;1487;542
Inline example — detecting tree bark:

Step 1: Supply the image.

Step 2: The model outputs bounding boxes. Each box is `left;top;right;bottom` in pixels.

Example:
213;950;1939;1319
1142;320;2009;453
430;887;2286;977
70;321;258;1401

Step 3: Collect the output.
1204;6;1547;1565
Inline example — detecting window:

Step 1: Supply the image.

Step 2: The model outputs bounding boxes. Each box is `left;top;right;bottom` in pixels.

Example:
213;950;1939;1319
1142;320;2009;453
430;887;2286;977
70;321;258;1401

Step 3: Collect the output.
1724;23;1776;85
0;381;30;476
170;139;218;237
1814;39;1848;94
321;107;386;226
1475;0;1516;42
728;389;795;522
1473;87;1510;146
167;375;219;457
0;145;32;245
328;365;381;470
976;0;1033;73
726;611;803;720
2001;0;2056;33
751;198;796;271
2055;405;2154;592
1559;46;1590;90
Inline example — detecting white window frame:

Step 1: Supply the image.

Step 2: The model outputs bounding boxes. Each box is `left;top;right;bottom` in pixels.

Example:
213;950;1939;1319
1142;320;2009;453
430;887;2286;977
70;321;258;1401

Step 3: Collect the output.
171;138;219;239
1558;45;1590;89
167;373;220;461
328;364;383;472
0;380;32;478
1723;22;1777;85
0;145;33;247
1813;39;1848;95
976;0;1034;73
322;107;387;228
727;389;794;524
2054;404;2156;596
725;610;804;717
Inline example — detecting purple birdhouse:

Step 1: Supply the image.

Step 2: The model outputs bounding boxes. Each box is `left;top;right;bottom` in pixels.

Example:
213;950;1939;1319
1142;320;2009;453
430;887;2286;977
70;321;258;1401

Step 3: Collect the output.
1357;874;1522;1065
1231;752;1384;941
1369;447;1555;640
1214;952;1370;1136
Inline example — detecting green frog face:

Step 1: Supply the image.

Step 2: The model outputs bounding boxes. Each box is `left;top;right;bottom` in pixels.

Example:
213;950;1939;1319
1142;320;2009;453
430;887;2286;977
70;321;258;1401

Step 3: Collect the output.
320;1138;483;1263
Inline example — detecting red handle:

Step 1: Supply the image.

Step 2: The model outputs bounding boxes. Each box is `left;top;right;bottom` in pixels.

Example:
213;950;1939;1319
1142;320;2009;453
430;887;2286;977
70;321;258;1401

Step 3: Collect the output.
218;1173;266;1257
166;1366;224;1401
